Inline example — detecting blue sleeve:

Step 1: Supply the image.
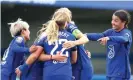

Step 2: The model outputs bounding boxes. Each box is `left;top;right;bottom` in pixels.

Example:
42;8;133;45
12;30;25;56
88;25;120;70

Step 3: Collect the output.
12;37;30;54
66;23;78;33
85;29;112;41
85;33;104;41
109;32;132;43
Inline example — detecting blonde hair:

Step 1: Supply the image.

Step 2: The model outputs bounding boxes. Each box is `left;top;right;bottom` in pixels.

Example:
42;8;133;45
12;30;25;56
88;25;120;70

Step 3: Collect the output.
52;7;72;22
8;18;29;37
43;7;72;43
37;22;49;36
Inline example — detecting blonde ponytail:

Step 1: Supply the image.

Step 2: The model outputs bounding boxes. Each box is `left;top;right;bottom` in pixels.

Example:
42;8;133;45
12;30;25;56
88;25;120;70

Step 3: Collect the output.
45;20;59;43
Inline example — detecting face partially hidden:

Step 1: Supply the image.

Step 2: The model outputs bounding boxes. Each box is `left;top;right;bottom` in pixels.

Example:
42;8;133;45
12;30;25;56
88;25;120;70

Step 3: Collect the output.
111;15;125;31
22;29;30;41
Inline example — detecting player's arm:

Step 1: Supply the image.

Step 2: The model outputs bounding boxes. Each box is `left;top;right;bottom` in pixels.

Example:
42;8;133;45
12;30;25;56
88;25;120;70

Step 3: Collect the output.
69;40;77;64
38;52;51;61
15;46;43;77
85;33;104;41
63;29;89;49
38;51;67;62
72;29;89;45
24;46;43;65
63;23;89;49
12;37;37;54
98;32;132;45
71;50;77;64
108;33;131;43
85;29;112;41
15;35;46;77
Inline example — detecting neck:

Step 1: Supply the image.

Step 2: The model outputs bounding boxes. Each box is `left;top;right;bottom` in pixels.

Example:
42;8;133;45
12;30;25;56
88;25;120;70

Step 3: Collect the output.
115;25;125;32
21;34;26;42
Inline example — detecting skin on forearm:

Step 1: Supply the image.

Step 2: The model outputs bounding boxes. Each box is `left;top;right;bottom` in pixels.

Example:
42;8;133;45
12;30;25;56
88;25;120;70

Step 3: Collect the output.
25;46;43;65
74;33;89;45
52;55;67;61
72;29;89;45
39;52;67;61
71;50;77;64
38;53;51;61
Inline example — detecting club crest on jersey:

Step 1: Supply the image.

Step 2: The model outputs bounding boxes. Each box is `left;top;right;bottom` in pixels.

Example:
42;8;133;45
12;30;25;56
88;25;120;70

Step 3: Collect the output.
108;45;115;59
125;33;130;37
16;37;23;43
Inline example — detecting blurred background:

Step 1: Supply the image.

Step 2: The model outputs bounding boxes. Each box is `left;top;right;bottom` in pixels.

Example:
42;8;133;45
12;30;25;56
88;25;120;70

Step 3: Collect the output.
1;1;133;80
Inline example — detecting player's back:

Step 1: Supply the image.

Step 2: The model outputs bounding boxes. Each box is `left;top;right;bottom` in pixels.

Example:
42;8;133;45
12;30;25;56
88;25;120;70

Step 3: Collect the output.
43;29;76;77
1;36;25;76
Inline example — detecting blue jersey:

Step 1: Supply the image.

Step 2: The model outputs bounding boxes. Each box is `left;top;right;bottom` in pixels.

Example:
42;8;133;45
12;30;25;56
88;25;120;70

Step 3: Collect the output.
66;23;78;33
66;23;93;80
36;30;76;77
86;28;132;78
1;36;29;76
23;38;44;80
23;61;43;80
67;23;93;69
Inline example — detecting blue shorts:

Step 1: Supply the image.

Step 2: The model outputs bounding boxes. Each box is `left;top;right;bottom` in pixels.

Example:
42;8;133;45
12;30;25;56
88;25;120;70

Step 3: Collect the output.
107;77;130;80
44;75;72;80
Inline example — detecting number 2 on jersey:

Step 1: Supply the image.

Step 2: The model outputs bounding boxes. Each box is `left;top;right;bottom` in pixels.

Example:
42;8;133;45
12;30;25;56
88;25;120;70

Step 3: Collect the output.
49;39;69;57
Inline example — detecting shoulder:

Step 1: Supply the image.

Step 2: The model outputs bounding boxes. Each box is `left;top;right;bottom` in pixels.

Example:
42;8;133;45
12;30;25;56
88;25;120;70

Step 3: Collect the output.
66;23;78;33
15;36;24;44
123;28;132;34
38;32;47;40
40;32;47;38
66;32;76;40
67;23;78;28
106;28;113;32
123;28;132;38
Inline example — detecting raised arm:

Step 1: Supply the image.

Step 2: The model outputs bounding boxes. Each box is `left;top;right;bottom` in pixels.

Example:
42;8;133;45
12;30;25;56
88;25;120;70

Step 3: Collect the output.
63;23;89;49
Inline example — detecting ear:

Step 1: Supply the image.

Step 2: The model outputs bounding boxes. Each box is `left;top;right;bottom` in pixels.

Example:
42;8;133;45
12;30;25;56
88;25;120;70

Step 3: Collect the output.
21;29;25;34
122;20;126;23
64;21;67;27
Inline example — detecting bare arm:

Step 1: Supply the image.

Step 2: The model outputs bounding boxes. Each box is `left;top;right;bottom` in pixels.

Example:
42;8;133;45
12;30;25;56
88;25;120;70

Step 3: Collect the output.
38;52;51;61
38;51;67;61
25;46;43;65
74;31;89;45
63;29;89;49
71;50;77;64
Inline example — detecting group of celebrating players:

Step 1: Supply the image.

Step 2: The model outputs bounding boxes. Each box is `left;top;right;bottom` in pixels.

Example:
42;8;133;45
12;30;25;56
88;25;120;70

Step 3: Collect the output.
1;7;132;80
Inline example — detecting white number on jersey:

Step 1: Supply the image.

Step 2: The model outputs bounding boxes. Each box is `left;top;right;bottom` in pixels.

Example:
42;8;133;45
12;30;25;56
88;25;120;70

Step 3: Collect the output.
48;39;69;64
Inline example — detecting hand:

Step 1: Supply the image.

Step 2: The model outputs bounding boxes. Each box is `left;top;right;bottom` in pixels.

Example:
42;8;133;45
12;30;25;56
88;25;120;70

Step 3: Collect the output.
86;50;91;58
97;37;110;45
52;51;67;61
63;41;76;49
15;67;21;78
29;45;37;53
